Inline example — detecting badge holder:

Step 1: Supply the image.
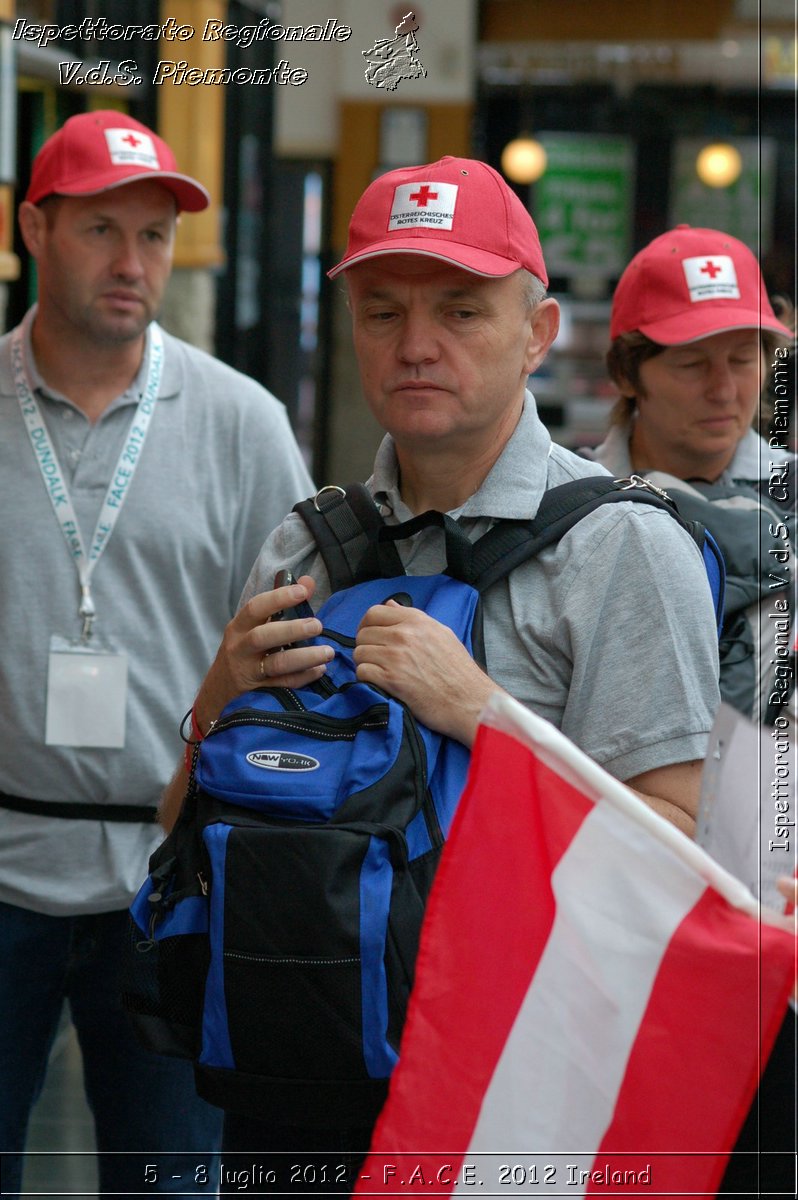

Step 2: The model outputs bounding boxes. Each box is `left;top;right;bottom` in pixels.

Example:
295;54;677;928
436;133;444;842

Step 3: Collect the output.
45;592;127;748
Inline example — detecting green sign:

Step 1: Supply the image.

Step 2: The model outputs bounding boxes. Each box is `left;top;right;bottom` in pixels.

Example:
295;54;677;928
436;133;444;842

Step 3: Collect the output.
533;134;634;279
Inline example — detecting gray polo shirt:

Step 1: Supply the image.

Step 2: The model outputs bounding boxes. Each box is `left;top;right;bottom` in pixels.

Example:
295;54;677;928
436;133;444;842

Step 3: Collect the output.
242;396;720;783
0;311;313;914
585;421;791;483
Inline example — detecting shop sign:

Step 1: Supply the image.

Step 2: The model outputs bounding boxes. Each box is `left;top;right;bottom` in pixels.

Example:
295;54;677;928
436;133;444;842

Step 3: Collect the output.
532;134;634;279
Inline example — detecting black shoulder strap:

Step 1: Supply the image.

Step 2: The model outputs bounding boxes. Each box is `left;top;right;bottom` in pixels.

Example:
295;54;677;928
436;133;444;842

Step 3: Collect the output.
294;484;487;589
293;484;405;592
376;508;476;583
295;475;706;598
470;475;689;592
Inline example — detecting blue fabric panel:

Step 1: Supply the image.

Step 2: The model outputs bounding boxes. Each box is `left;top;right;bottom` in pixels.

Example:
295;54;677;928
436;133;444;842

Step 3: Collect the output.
129;883;207;939
198;824;235;1069
404;808;432;860
404;738;469;858
196;684;406;818
702;532;726;634
153;897;205;940
359;836;398;1079
318;574;479;653
153;896;208;939
430;736;472;838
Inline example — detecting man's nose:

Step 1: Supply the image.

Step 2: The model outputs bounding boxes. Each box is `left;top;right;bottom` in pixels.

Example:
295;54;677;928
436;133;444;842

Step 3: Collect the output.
110;236;145;280
396;311;440;363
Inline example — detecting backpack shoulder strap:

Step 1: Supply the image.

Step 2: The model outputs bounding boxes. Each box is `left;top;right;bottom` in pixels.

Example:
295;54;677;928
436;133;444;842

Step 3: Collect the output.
295;475;726;633
469;476;662;589
293;484;405;592
470;475;726;632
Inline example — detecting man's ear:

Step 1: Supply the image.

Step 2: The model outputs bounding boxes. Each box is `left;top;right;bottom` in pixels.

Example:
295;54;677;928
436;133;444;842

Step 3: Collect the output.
524;297;560;375
18;201;47;259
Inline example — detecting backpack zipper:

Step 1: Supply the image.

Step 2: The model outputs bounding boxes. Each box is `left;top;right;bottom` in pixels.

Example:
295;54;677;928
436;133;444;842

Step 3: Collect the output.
205;705;390;741
314;674;336;697
402;709;443;850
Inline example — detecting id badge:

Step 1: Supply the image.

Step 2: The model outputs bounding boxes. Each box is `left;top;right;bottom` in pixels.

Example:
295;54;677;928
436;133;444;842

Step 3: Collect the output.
45;635;128;748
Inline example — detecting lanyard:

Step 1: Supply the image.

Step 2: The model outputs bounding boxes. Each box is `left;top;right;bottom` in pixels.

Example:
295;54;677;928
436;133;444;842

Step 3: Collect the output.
11;322;164;639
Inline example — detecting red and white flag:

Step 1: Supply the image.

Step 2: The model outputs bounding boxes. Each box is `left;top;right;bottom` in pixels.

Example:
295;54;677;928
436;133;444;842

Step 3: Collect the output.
357;694;796;1198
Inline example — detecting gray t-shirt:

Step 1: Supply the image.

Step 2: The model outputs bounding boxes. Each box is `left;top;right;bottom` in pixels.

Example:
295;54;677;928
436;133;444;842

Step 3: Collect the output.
0;311;314;914
242;397;720;783
585;420;794;718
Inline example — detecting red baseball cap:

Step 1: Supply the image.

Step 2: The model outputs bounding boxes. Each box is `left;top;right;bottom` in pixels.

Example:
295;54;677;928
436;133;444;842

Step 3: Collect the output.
26;110;209;213
328;156;548;286
610;225;791;344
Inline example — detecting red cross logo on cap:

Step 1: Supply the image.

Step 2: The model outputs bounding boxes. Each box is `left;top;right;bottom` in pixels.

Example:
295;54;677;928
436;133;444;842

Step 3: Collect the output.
409;185;438;208
121;132;142;149
700;260;722;279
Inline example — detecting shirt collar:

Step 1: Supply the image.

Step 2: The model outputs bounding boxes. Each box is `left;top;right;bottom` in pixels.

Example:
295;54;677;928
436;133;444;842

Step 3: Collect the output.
590;417;792;486
727;427;791;481
589;421;635;476
370;392;553;520
19;305;179;410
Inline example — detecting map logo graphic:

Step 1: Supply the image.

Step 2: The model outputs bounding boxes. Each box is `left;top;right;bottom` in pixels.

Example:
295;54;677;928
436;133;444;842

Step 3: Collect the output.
363;10;426;91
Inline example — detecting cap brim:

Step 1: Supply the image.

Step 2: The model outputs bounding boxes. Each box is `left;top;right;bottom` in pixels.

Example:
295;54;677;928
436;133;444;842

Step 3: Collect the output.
328;241;525;280
635;306;793;345
38;170;210;213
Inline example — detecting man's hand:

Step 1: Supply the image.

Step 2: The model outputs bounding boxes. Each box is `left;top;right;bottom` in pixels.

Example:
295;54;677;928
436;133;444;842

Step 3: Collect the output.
353;600;501;747
192;575;333;735
159;576;333;832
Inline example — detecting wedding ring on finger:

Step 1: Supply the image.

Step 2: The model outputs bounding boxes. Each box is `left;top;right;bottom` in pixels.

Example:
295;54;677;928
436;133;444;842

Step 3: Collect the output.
259;652;268;680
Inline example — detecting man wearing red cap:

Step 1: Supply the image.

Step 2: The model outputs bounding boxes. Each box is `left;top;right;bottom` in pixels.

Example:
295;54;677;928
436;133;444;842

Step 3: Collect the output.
160;159;722;1177
0;111;313;1194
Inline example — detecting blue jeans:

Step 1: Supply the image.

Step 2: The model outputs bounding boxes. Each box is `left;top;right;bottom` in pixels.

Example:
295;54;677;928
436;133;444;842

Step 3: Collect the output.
0;900;222;1197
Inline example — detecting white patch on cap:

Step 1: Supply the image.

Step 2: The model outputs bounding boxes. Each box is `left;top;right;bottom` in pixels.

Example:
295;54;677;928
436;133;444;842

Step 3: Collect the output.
104;128;160;169
682;254;740;301
388;182;458;231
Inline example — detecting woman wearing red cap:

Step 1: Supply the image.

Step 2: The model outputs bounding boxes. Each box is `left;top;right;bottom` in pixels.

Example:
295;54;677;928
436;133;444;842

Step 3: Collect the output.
584;226;796;1195
583;225;795;724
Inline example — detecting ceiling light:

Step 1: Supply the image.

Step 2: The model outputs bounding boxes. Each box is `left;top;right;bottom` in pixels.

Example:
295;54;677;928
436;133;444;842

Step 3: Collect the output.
501;136;547;184
695;142;742;188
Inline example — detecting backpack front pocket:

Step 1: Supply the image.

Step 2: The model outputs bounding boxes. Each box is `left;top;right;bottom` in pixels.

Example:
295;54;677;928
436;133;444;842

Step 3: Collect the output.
196;692;403;821
199;821;409;1082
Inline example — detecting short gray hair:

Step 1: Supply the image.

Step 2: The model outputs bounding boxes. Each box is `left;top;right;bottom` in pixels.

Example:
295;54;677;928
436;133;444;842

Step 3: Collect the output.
517;268;547;312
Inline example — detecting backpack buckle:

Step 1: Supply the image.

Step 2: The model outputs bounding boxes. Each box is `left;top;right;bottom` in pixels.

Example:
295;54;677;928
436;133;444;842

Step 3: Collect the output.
614;474;672;502
313;485;347;512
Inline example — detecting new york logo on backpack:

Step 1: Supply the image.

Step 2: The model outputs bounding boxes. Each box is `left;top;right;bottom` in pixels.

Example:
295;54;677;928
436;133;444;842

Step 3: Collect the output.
124;475;725;1125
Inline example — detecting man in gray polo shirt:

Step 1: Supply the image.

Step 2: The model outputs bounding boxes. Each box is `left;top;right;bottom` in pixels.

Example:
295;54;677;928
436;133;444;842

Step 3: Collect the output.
161;157;720;1173
0;111;312;1195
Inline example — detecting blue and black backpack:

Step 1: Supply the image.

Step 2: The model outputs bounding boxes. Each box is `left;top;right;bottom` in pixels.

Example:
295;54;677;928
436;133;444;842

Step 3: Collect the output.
124;475;724;1125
